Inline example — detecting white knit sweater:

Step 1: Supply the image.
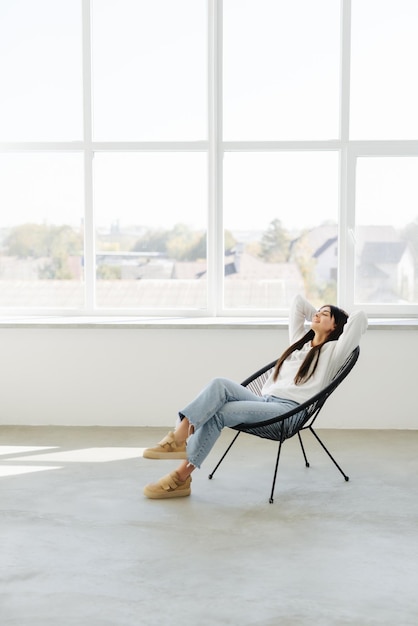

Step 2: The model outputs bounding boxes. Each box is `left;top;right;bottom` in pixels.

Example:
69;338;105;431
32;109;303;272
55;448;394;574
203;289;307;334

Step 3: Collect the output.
261;295;368;404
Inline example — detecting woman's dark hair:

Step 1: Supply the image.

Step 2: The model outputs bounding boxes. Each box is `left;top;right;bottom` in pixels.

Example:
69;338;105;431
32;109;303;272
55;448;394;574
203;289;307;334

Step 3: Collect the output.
272;305;349;384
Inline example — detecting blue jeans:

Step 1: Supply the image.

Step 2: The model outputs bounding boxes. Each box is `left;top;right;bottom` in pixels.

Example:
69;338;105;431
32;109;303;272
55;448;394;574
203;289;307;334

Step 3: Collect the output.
179;377;299;469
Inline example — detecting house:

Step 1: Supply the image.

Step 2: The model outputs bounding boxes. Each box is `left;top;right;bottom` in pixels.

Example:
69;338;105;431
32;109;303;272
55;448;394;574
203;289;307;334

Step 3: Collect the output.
302;225;416;303
357;240;415;302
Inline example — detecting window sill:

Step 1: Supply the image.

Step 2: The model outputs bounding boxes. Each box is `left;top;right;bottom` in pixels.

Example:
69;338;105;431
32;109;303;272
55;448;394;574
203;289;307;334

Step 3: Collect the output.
0;316;417;330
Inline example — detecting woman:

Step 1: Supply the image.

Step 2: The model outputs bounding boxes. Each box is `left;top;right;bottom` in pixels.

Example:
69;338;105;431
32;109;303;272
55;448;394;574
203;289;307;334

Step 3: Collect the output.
143;294;368;499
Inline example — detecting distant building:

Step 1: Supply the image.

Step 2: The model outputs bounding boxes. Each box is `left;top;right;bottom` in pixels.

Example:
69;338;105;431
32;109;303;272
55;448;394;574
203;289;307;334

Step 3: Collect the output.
302;224;416;303
313;236;338;283
357;240;415;302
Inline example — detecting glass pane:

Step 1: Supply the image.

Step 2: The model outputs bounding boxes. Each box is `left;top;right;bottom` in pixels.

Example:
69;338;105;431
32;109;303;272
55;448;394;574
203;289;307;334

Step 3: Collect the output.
0;153;84;308
223;152;339;310
94;152;207;309
91;0;207;141
223;0;340;140
351;0;418;139
355;157;418;304
0;0;82;141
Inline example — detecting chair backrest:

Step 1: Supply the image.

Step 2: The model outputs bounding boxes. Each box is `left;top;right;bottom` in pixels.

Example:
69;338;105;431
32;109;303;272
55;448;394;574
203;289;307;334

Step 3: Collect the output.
237;346;360;441
241;360;279;395
301;345;360;429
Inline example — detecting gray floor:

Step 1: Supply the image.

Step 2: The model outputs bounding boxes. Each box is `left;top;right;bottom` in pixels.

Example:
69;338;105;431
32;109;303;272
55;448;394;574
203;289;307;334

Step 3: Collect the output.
1;426;417;626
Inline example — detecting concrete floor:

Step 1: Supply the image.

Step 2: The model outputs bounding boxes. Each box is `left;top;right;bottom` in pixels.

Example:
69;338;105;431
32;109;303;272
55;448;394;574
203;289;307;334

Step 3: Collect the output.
1;426;417;626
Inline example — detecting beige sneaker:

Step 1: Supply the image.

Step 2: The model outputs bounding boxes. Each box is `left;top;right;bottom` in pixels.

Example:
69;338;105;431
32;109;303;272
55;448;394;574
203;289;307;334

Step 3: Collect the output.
143;471;192;499
143;431;187;460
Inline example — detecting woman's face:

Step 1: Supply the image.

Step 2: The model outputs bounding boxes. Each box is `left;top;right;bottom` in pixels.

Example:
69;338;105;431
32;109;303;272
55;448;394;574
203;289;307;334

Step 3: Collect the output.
311;306;337;336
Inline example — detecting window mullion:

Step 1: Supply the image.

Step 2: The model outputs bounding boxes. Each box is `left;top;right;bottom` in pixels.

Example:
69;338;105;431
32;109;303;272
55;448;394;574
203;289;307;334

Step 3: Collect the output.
208;0;223;316
338;0;354;310
82;0;95;312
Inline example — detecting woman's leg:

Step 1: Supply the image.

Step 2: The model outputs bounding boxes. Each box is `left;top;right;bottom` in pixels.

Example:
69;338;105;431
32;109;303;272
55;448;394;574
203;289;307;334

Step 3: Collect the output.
143;377;263;460
178;377;267;432
143;379;299;498
173;416;192;443
175;459;194;481
185;394;299;469
176;393;297;479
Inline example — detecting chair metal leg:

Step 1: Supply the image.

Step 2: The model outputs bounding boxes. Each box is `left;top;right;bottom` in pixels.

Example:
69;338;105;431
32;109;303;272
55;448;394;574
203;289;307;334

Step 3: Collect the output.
208;431;241;480
269;440;283;504
309;427;349;481
297;431;310;467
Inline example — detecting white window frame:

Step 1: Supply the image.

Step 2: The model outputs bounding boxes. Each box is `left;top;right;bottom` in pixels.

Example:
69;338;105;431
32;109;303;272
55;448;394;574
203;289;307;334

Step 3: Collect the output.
0;0;417;319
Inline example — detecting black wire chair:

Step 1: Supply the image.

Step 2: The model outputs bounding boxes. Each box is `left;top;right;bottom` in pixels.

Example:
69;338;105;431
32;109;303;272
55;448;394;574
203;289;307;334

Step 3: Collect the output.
208;346;360;503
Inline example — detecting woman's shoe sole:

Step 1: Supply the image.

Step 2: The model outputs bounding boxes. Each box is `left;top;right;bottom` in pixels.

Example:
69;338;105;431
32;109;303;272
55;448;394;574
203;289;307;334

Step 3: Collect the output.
143;450;187;460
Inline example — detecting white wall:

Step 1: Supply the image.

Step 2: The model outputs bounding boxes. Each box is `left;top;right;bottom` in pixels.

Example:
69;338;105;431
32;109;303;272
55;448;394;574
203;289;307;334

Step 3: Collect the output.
0;325;416;429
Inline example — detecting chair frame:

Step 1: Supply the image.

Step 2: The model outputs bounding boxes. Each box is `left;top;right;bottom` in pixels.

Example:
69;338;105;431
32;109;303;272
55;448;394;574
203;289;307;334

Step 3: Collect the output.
208;346;360;503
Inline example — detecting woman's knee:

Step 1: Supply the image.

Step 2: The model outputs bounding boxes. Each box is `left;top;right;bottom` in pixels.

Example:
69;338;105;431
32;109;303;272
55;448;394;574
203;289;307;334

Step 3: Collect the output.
209;377;233;392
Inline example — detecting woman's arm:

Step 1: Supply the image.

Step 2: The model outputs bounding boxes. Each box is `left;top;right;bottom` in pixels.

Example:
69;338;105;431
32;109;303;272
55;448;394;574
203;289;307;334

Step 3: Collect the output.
333;308;368;361
289;294;317;344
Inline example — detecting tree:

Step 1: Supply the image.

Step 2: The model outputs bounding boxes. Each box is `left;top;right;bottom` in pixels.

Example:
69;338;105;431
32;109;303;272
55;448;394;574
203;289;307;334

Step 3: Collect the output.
402;217;418;269
6;223;48;258
132;228;168;254
5;223;83;279
165;223;201;261
184;229;237;262
39;255;73;280
132;224;237;262
259;218;291;262
6;223;82;258
289;232;318;298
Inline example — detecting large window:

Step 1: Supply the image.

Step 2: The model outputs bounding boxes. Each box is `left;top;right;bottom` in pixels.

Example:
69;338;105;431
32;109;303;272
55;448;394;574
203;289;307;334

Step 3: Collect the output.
1;0;417;317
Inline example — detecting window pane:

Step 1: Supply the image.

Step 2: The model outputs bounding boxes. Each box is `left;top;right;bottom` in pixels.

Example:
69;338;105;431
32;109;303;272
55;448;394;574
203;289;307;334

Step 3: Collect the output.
351;0;418;139
0;0;82;141
223;152;339;310
91;0;207;141
355;157;418;304
94;152;207;309
223;0;340;140
0;153;84;308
